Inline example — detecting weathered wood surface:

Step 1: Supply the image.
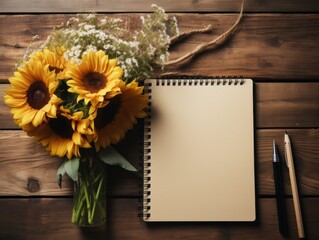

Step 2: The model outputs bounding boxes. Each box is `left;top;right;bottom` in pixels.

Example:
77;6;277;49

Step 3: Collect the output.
255;83;319;128
1;129;318;197
2;82;319;129
1;1;319;239
1;0;319;13
1;14;319;81
0;198;318;240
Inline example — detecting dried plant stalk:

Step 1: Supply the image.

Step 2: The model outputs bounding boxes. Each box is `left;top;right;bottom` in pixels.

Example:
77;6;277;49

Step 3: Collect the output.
169;24;213;46
163;0;244;71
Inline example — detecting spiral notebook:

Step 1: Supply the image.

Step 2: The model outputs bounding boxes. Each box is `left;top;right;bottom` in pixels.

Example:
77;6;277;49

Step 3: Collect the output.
142;78;255;222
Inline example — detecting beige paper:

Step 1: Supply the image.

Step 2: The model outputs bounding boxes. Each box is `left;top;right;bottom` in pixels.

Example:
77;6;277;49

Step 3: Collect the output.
143;79;255;222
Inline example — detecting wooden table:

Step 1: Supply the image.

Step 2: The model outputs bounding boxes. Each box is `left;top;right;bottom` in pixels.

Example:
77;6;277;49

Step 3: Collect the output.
0;1;319;239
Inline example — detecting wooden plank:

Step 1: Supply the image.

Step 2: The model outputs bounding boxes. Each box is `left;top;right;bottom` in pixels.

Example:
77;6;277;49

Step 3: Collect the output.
255;83;319;128
0;129;140;196
1;14;319;81
2;82;319;130
0;198;318;239
257;129;319;196
0;129;318;197
1;0;319;13
0;84;16;129
0;130;73;196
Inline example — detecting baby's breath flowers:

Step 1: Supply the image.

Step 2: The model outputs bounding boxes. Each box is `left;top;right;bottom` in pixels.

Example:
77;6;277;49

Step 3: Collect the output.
34;5;179;81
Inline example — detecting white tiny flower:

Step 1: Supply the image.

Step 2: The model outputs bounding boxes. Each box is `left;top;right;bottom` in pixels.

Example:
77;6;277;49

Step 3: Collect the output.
85;14;95;20
84;24;95;31
140;16;145;25
132;58;139;67
125;58;132;65
159;54;166;63
32;35;40;41
63;52;69;60
100;18;107;25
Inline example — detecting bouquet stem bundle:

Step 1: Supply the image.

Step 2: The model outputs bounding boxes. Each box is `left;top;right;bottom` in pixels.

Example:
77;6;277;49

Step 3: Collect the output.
72;158;106;226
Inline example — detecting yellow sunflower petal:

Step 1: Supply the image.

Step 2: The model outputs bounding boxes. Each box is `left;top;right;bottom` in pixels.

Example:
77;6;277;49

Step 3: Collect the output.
72;131;83;145
107;67;123;81
56;139;67;157
4;97;26;108
32;110;46;127
9;76;29;89
4;88;26;98
105;59;117;74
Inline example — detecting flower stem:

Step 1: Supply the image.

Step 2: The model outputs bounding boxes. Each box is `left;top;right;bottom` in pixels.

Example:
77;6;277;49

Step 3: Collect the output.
72;158;106;226
74;195;85;223
83;177;92;223
89;174;104;223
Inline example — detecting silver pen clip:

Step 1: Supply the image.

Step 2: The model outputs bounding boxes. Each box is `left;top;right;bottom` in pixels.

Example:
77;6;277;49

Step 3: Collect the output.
273;140;279;163
273;140;276;162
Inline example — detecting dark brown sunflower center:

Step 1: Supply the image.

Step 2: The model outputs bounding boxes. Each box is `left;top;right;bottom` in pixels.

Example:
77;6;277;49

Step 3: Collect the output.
26;81;50;109
49;115;73;139
49;66;63;74
95;96;121;129
84;72;107;93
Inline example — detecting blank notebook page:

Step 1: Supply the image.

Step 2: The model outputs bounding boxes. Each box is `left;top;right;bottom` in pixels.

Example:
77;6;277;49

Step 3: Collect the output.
143;79;255;222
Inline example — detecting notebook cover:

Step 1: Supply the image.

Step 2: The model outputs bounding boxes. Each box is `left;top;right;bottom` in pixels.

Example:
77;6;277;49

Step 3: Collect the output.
143;78;255;222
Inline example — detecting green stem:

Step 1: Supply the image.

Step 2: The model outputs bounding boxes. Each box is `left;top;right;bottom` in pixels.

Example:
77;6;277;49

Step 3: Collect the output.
89;174;104;223
74;194;85;223
72;158;106;226
83;177;92;223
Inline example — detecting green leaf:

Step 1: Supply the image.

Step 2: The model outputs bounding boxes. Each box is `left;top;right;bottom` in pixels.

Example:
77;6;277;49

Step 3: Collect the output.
98;146;137;172
56;160;67;189
56;157;80;188
64;157;80;182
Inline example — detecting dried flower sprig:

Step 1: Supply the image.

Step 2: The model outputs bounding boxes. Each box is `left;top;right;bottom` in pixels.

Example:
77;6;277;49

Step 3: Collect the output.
22;5;179;82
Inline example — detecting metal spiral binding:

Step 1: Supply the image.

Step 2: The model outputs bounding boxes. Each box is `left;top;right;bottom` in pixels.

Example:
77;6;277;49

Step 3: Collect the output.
156;77;245;86
141;81;152;220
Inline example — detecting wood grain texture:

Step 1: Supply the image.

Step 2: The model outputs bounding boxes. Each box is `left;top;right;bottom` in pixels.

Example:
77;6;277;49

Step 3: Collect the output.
1;14;319;81
0;198;318;240
2;82;319;130
0;84;15;129
0;130;73;196
1;129;318;197
256;129;319;196
255;83;319;128
1;0;319;239
1;0;319;13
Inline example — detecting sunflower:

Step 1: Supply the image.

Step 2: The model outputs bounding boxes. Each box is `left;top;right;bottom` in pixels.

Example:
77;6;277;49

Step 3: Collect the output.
30;47;68;79
93;80;147;151
60;105;95;137
4;61;61;127
66;50;122;107
23;113;92;159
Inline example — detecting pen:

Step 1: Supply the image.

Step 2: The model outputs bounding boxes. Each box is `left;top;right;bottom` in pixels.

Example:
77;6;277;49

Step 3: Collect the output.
273;140;288;236
284;133;305;238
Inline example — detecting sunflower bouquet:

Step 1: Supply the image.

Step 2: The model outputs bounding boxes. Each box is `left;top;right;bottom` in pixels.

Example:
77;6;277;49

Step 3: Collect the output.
4;5;179;227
